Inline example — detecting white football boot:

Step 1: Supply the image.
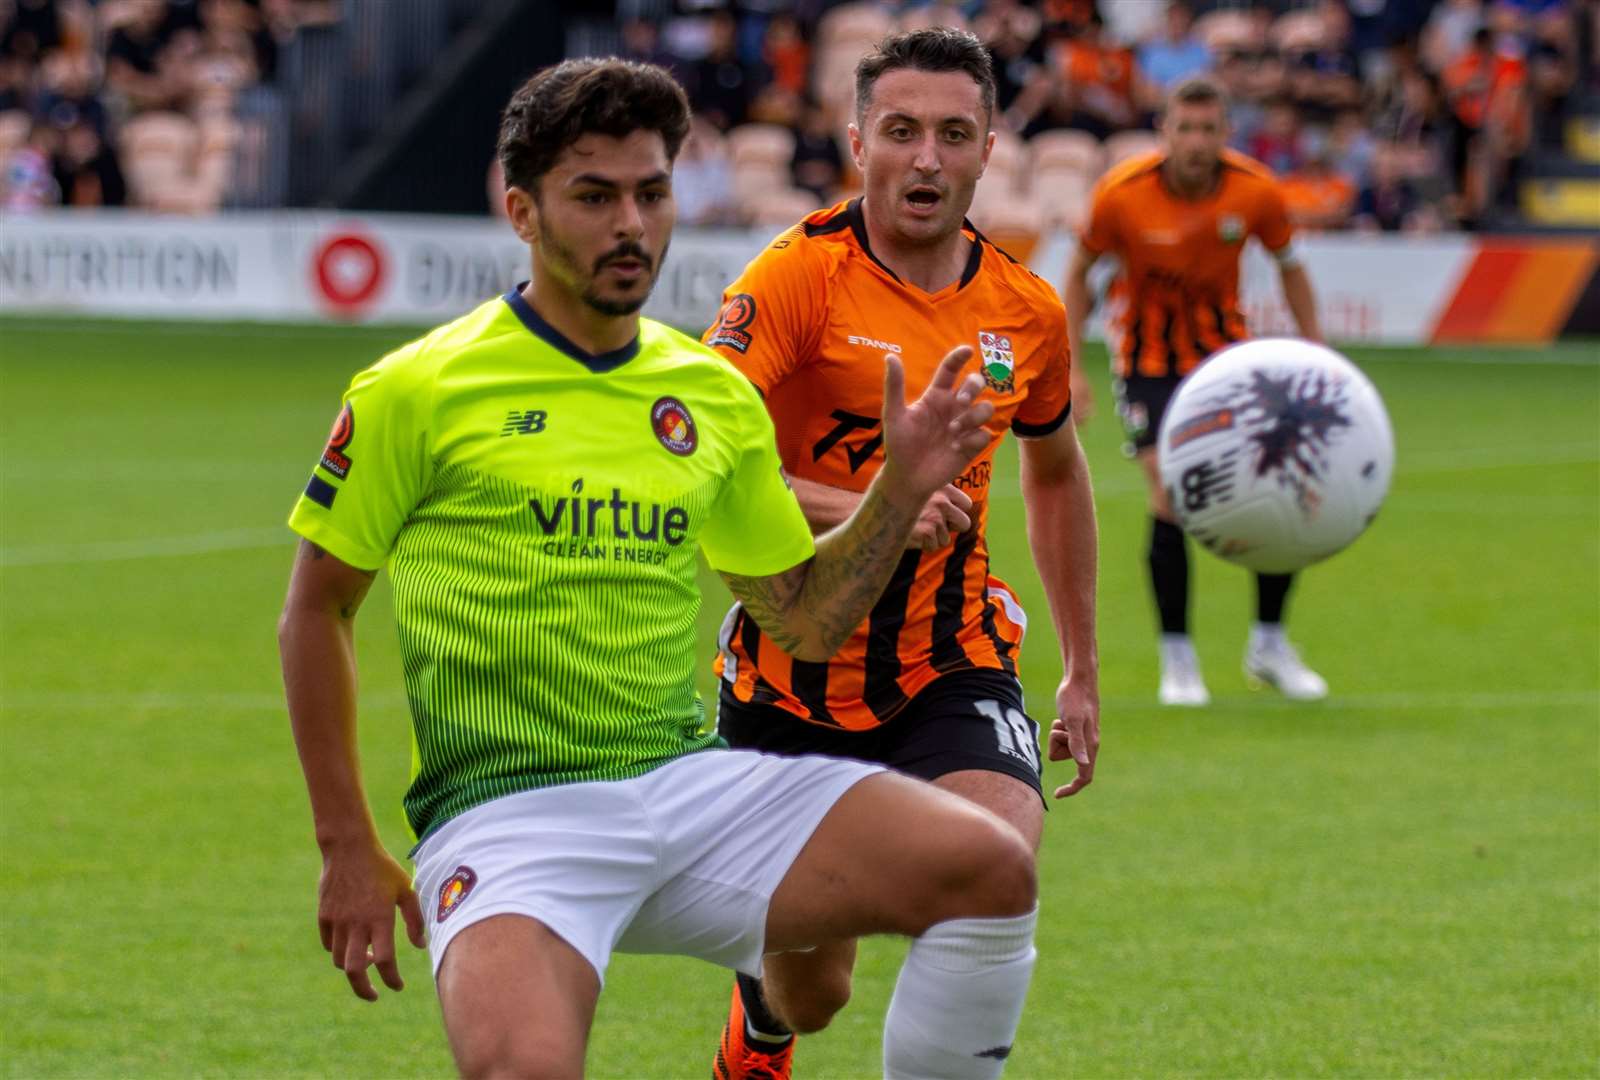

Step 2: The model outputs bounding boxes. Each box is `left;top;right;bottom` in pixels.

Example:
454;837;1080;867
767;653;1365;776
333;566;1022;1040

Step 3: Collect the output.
1158;634;1211;707
1243;625;1329;701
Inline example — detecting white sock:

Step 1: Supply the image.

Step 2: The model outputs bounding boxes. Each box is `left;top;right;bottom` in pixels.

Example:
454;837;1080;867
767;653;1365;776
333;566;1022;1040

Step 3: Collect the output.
883;906;1039;1079
1159;633;1196;665
1250;622;1285;651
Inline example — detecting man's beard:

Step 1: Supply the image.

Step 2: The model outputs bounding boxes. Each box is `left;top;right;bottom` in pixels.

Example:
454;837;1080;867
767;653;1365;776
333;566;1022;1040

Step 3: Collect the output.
538;220;669;317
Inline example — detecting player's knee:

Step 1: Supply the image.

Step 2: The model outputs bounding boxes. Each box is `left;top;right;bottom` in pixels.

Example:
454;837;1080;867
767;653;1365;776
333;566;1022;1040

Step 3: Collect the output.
452;1030;581;1080
773;970;852;1034
923;816;1036;926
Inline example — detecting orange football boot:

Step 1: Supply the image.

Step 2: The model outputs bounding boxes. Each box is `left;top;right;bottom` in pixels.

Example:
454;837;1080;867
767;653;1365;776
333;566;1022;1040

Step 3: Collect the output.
712;981;794;1080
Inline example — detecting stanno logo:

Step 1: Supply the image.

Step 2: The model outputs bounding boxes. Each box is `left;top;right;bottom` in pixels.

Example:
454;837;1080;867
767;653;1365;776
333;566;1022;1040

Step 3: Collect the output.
501;408;548;436
846;334;902;354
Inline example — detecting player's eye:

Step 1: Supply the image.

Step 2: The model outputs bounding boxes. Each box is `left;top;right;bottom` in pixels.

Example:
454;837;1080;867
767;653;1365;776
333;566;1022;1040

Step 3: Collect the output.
888;127;912;140
639;189;668;204
944;129;970;142
578;191;609;205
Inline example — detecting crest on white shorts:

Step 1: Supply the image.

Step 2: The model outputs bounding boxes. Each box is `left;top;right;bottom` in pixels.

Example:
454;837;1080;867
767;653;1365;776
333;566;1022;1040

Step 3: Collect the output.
437;865;478;922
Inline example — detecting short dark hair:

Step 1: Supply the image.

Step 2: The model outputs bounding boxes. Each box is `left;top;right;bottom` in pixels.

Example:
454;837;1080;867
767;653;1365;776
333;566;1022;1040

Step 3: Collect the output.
854;27;997;123
1167;74;1229;111
497;58;691;194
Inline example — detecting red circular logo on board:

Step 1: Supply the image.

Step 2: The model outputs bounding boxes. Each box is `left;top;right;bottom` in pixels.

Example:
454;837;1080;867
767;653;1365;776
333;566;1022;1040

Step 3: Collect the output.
652;396;697;456
312;231;386;316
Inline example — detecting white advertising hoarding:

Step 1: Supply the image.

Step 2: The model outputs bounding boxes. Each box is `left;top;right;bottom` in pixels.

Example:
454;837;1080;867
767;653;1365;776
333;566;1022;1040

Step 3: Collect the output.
1;209;1472;344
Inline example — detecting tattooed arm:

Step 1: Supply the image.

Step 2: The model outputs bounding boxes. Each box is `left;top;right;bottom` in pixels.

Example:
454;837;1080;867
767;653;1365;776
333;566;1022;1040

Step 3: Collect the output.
721;346;995;662
278;540;424;1001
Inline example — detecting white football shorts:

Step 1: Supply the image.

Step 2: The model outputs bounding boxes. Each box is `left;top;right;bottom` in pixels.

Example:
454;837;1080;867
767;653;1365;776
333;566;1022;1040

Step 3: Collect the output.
411;748;882;984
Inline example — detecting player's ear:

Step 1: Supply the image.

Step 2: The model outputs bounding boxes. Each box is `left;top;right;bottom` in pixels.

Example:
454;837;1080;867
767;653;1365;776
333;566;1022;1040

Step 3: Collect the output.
505;185;540;247
979;130;996;177
846;121;865;170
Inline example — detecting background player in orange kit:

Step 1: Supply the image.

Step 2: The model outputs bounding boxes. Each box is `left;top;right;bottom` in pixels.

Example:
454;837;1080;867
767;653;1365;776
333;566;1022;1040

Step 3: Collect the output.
1063;75;1328;708
702;28;1100;1080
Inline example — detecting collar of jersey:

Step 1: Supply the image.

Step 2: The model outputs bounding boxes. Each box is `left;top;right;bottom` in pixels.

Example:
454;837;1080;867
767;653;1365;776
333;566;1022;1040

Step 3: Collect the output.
845;197;984;297
502;286;641;373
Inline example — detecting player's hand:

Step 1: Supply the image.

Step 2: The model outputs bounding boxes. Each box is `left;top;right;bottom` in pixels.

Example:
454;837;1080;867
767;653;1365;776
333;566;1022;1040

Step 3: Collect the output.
316;839;427;1001
880;346;994;502
1069;370;1095;425
909;484;974;550
1049;673;1100;798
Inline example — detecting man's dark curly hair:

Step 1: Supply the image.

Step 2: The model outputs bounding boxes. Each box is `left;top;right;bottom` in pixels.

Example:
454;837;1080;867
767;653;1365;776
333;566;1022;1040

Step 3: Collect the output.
855;27;996;123
497;58;691;195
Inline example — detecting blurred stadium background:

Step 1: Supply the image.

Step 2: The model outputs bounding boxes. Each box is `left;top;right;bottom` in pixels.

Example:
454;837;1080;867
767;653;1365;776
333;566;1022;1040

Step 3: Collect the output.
1;1;1596;1078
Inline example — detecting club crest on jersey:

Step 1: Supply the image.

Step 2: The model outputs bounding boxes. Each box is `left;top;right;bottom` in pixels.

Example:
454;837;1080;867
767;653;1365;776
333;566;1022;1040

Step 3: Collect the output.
436;865;477;922
1218;214;1245;244
978;331;1015;393
319;404;354;479
652;396;698;456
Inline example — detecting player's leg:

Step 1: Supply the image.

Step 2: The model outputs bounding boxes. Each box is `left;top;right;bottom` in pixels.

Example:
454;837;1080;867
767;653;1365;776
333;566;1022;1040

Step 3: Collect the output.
411;782;657;1079
1119;375;1208;706
1244;570;1329;699
436;914;598;1079
765;770;1037;1080
707;687;884;1075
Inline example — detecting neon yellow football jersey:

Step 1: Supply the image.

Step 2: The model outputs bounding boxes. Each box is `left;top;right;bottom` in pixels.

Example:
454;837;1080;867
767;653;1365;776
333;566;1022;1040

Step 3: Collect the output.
288;288;816;841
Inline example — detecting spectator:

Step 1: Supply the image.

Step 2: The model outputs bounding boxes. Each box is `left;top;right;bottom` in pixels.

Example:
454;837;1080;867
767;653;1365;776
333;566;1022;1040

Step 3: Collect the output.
1328;105;1376;184
1248;96;1304;174
1;0;65;65
2;118;59;208
52;117;125;205
1139;2;1213;93
1352;139;1439;231
1291;1;1364;126
1526;11;1578;148
105;0;181;110
762;13;809;99
688;10;762;132
673;114;735;227
1280;129;1357;229
35;48;107;135
1423;0;1487;72
790;96;842;204
1443;25;1528;223
1045;10;1144;138
980;0;1047;122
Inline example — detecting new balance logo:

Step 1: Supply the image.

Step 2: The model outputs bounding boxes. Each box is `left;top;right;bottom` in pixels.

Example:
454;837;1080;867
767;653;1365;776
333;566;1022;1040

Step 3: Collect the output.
501;409;548;436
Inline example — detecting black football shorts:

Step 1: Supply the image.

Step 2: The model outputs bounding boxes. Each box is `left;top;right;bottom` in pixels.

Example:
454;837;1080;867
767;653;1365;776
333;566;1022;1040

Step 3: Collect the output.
715;667;1044;803
1112;374;1184;455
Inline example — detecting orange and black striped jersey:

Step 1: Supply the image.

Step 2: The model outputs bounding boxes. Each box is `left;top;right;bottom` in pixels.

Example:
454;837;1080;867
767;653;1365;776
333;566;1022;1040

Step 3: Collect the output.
1081;148;1295;379
703;197;1073;732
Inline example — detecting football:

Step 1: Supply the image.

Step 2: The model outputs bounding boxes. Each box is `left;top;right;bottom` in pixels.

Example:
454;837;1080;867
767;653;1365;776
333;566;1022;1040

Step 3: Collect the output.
1156;338;1395;574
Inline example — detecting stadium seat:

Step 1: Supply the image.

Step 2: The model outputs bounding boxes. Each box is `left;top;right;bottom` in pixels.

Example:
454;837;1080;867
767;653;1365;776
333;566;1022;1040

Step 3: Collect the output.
818;3;895;49
727;124;795;171
1104;130;1161;166
984;130;1028;191
733;162;793;222
747;187;824;227
968;196;1044;263
1033;166;1094;232
1029;129;1104;181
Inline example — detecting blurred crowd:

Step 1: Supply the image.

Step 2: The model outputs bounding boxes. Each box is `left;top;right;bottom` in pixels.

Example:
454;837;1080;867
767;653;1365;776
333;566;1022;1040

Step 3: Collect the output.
0;0;337;211
5;0;1596;232
625;0;1600;236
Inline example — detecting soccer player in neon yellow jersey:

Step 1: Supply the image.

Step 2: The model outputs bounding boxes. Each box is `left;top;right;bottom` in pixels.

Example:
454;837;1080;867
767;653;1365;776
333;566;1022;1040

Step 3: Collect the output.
279;59;1049;1078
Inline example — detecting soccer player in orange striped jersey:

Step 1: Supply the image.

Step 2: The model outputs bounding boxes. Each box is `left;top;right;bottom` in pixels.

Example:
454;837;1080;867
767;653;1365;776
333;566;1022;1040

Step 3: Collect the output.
703;29;1099;1080
1063;75;1330;707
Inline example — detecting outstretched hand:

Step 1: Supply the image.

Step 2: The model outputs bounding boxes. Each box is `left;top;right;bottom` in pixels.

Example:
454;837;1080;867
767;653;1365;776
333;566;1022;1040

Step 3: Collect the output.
317;840;427;1001
880;345;995;500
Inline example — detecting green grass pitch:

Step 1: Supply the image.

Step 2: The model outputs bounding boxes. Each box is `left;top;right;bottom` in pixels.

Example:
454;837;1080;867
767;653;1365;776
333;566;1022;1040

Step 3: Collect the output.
1;317;1595;1078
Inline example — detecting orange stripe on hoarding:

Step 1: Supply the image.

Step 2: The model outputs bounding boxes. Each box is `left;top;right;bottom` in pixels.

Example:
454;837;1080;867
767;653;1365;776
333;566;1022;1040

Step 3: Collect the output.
1432;246;1526;342
1481;243;1600;342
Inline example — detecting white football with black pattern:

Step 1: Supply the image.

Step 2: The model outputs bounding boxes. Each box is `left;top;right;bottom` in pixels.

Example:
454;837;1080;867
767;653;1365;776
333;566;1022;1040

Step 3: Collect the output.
1156;338;1395;574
